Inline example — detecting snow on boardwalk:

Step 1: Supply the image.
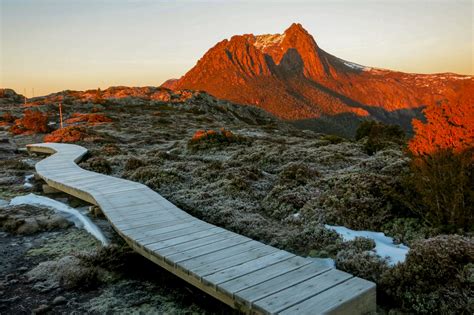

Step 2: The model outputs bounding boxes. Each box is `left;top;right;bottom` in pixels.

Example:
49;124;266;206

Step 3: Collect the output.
27;142;376;315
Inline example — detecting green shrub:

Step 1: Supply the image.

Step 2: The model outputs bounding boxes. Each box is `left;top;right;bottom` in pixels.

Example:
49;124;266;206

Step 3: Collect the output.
278;162;320;185
81;157;112;175
381;235;473;314
336;250;389;283
302;173;394;230
401;149;473;231
128;166;181;189
285;225;342;255
356;120;405;155
102;143;121;156
320;134;346;144
124;157;146;171
188;128;247;150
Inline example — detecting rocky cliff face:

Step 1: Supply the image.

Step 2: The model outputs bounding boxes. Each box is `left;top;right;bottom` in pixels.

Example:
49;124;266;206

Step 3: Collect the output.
169;23;474;134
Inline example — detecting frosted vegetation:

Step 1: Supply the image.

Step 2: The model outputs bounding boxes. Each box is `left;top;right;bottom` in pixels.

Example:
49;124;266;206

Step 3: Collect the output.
0;89;471;314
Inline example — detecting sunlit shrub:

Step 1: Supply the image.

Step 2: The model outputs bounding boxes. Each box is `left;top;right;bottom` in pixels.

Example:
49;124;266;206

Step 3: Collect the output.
1;112;16;123
188;128;247;149
10;110;49;134
44;126;87;143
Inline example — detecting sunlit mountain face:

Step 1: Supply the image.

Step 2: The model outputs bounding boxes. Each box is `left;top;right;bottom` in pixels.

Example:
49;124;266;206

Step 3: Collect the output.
164;23;473;136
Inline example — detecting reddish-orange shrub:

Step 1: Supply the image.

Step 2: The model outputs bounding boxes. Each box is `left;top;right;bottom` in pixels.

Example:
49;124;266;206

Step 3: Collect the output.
44;126;87;143
1;112;16;123
65;113;112;125
9;110;49;135
409;103;474;156
188;128;247;149
191;129;219;142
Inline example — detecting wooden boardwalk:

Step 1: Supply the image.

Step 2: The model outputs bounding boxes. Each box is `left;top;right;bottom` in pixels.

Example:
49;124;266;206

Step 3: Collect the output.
27;143;376;314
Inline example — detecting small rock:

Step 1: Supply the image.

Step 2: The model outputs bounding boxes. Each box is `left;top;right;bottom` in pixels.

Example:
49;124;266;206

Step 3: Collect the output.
33;304;50;314
9;279;19;285
52;296;66;305
18;266;29;272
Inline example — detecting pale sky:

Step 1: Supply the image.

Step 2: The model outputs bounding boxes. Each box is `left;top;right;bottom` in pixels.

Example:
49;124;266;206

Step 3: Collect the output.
1;0;473;97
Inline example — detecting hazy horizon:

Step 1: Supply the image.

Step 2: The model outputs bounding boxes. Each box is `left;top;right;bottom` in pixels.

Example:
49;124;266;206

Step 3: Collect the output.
1;0;473;97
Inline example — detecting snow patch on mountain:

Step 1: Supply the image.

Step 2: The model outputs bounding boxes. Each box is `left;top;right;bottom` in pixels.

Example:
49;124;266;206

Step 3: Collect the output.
254;33;285;50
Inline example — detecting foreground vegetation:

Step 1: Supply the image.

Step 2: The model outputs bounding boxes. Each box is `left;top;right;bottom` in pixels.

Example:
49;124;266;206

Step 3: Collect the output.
1;88;472;314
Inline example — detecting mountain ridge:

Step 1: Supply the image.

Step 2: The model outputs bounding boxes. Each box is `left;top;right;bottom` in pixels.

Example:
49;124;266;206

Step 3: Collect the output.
165;23;473;133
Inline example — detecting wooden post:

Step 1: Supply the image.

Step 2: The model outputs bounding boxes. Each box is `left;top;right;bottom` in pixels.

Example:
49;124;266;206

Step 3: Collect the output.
59;103;63;129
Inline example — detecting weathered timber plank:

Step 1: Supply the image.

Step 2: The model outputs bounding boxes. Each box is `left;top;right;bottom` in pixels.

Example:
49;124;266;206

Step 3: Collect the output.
279;277;376;315
251;269;353;314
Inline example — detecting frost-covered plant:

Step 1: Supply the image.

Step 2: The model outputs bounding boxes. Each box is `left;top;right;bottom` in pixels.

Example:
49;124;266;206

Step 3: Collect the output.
381;235;473;314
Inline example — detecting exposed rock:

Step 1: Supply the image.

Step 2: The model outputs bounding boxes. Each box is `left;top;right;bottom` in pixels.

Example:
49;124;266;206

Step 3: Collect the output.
52;296;66;305
32;304;50;314
0;204;72;235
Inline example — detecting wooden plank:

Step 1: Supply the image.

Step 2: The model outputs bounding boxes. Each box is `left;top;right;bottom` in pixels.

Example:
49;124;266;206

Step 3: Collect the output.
129;221;201;240
279;277;376;315
108;206;178;222
177;240;264;271
202;250;295;286
234;262;333;307
251;269;353;314
138;223;216;246
94;191;165;209
113;215;192;232
217;256;314;295
146;227;227;251
156;230;239;257
187;245;278;279
164;235;251;265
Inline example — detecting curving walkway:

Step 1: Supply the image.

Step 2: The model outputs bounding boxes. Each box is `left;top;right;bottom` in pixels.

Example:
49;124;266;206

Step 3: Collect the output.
27;142;376;315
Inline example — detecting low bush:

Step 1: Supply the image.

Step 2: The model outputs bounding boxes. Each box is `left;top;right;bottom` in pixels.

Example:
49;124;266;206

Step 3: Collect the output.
81;157;112;175
44;126;88;143
263;185;316;220
188;128;247;149
336;249;389;283
279;162;320;185
102;143;121;156
381;235;473;314
10;109;49;135
127;166;182;190
356;120;405;155
285;225;342;255
320;134;346;144
302;173;395;230
124;157;146;171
